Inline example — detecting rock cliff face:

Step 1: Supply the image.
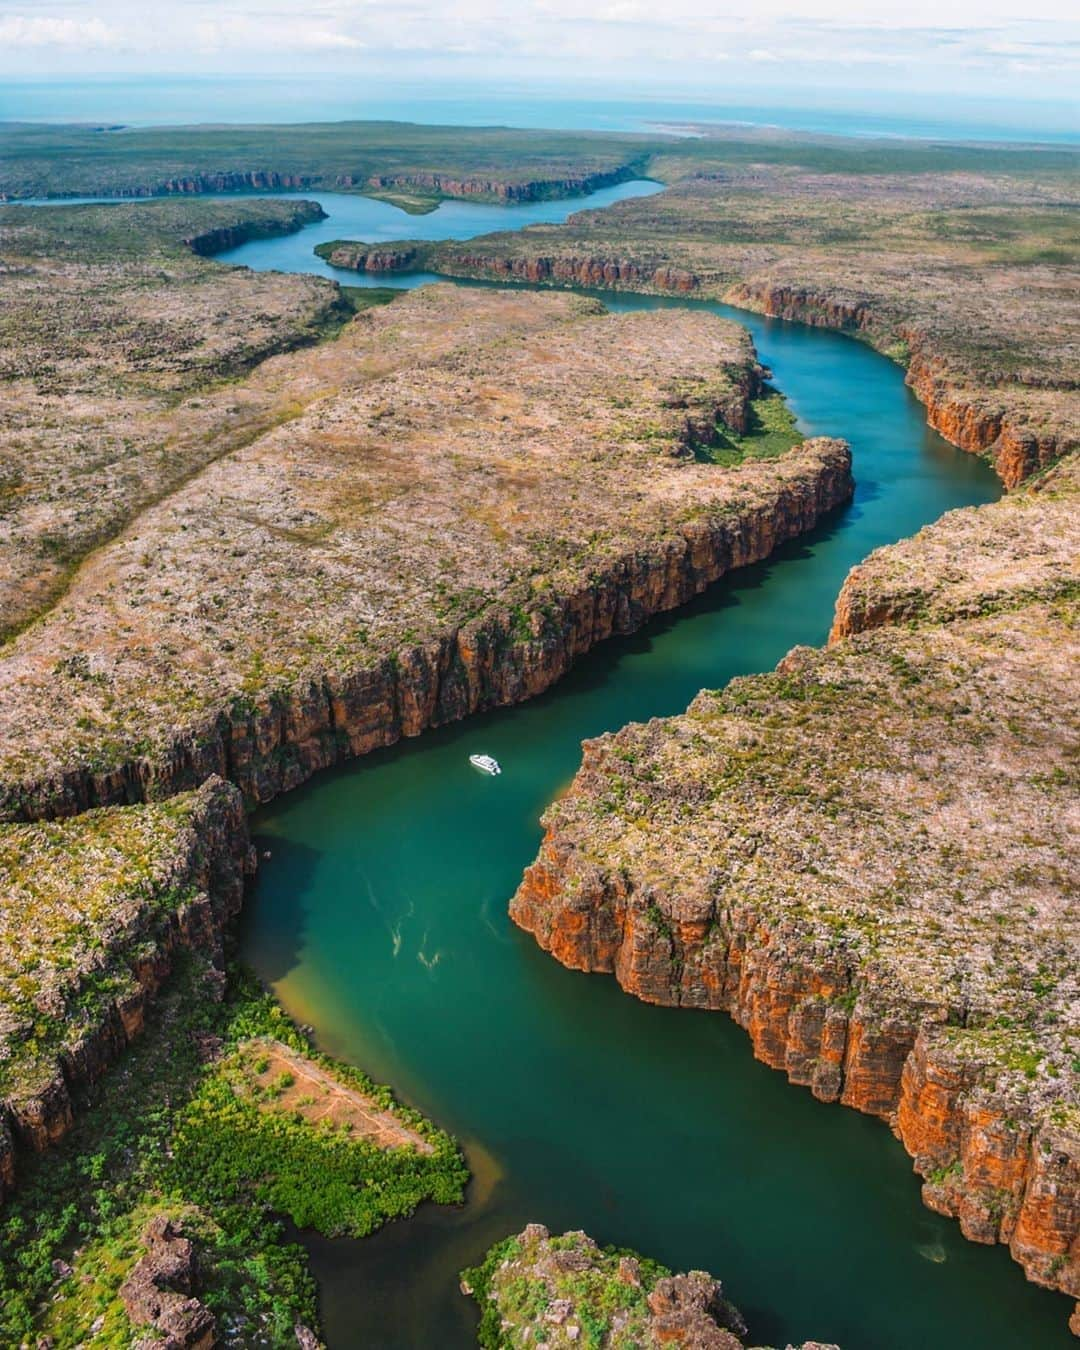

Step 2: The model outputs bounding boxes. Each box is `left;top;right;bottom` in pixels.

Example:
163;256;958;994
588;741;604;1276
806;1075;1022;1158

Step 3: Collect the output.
462;1224;837;1349
183;201;326;256
319;243;423;272
362;165;638;203
85;165;638;206
0;289;850;824
0;779;252;1197
725;282;1066;488
330;242;701;293
110;169;317;197
510;463;1079;1328
6;440;850;822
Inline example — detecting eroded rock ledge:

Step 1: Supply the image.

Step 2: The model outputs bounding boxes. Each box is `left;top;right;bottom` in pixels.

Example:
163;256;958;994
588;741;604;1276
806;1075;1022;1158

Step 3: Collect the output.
0;288;850;822
510;458;1079;1327
0;777;251;1196
461;1224;838;1349
334;166;1078;490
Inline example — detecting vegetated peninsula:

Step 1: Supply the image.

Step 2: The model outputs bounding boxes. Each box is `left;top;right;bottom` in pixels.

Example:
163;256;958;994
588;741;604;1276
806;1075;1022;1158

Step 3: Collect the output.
0;784;467;1342
511;455;1079;1326
0;120;654;205
461;1224;838;1349
0;284;847;823
325;130;1079;488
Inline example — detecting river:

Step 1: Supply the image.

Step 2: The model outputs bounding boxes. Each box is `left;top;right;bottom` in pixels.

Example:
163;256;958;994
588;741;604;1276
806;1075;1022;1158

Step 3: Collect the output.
206;189;1072;1347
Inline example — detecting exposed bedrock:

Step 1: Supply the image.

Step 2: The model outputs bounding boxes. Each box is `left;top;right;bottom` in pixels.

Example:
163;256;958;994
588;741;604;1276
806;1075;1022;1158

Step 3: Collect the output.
510;462;1079;1325
725;281;1070;488
463;1223;838;1349
120;1215;218;1350
5;441;852;822
0;779;252;1197
381;249;1068;489
362;165;639;202
513;845;1078;1307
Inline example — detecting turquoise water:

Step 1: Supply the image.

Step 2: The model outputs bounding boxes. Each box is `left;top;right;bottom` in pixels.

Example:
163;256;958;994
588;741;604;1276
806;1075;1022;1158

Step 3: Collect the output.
3;79;1077;143
223;198;1075;1345
211;180;663;278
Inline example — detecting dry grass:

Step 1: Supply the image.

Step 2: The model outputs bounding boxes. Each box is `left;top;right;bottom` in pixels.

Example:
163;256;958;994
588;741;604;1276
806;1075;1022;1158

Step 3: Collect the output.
0;285;830;807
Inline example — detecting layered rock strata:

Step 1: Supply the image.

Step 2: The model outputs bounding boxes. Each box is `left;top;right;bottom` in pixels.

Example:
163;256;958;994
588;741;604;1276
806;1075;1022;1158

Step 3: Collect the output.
462;1223;837;1349
511;459;1079;1325
0;287;851;822
369;166;1078;488
0;777;251;1196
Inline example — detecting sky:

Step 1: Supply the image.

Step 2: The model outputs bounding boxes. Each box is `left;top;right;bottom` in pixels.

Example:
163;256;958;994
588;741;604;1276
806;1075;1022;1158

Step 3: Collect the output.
0;0;1078;105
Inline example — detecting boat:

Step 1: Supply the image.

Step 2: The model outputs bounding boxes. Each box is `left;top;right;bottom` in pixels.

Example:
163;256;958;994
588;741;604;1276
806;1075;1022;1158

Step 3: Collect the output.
469;753;502;776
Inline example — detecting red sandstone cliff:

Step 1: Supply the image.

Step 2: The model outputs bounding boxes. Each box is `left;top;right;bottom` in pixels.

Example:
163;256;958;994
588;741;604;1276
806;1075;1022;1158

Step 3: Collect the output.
724;281;1068;488
511;767;1079;1328
1;441;852;823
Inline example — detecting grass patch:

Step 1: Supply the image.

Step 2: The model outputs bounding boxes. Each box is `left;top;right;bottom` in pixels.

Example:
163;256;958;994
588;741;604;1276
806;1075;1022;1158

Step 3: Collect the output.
697;387;805;466
0;958;467;1346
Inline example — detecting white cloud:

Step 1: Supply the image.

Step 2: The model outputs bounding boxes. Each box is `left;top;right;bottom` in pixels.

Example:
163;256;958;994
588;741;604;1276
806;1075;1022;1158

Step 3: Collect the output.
0;0;1076;100
0;14;119;46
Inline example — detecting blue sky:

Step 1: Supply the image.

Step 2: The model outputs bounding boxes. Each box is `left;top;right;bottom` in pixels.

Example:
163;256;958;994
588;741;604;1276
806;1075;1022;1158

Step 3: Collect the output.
0;0;1077;103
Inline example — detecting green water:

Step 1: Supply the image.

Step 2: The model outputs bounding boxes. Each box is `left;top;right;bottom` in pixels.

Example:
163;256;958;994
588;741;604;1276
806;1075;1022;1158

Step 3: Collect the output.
236;225;1071;1346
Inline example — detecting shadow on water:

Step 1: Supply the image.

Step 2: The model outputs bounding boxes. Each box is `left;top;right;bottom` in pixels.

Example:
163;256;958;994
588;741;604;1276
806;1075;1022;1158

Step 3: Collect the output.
228;197;1076;1348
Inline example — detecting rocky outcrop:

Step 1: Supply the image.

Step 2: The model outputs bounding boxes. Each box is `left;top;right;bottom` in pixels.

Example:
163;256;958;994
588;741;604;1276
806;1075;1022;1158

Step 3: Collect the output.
461;1223;837;1348
2;439;852;823
183;201;326;256
510;464;1079;1327
120;1215;218;1349
0;779;252;1197
316;242;423;273
362;165;640;203
724;282;1070;488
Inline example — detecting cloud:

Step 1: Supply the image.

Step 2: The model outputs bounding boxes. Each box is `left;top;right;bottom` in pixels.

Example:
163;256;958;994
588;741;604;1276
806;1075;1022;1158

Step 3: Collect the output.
0;14;119;46
193;14;364;50
0;0;1076;101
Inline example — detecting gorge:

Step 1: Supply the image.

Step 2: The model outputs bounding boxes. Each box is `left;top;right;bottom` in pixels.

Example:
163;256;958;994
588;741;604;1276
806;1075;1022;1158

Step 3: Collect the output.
2;131;1076;1347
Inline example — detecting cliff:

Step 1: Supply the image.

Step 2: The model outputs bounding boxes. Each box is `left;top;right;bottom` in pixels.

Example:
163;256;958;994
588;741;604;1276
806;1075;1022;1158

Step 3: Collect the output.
183;199;326;254
375;165;1078;489
0;287;851;822
0;777;252;1196
725;282;1068;489
510;460;1079;1327
461;1224;838;1349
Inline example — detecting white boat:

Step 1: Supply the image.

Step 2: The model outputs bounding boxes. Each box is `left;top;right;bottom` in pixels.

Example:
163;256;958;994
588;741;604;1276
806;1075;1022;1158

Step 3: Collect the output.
469;753;502;776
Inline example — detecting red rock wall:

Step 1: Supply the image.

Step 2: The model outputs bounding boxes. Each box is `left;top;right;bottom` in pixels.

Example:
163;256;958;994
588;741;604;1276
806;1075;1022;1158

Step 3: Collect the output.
1;443;852;823
725;281;1066;489
510;761;1080;1324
